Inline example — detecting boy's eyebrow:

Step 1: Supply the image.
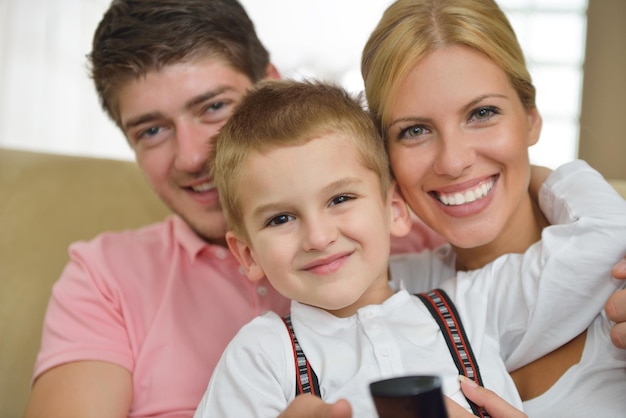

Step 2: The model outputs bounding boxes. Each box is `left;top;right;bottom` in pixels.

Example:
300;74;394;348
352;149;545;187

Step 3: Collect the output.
322;177;364;195
122;86;236;130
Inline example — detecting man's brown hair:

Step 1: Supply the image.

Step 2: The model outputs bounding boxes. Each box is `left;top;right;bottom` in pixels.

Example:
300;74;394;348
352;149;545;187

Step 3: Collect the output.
89;0;270;126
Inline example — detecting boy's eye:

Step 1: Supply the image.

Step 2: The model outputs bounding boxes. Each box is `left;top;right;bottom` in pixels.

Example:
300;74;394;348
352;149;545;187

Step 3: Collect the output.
330;194;354;206
266;213;295;227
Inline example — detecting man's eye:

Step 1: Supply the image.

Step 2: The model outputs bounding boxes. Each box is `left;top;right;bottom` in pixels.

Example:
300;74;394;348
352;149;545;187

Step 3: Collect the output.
143;126;161;137
267;214;295;227
206;101;225;113
134;125;165;144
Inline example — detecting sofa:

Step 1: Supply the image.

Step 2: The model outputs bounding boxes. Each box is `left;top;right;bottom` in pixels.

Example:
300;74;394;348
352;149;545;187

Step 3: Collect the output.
0;147;170;417
1;147;625;417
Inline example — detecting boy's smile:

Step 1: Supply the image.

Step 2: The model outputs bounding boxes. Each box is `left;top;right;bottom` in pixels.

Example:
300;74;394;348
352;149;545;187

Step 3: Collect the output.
227;133;409;317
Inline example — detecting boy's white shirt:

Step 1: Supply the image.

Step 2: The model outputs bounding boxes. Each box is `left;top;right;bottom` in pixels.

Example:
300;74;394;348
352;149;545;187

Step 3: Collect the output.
194;160;626;417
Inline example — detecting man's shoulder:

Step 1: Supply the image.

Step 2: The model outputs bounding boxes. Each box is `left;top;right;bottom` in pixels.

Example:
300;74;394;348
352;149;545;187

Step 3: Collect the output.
68;217;176;259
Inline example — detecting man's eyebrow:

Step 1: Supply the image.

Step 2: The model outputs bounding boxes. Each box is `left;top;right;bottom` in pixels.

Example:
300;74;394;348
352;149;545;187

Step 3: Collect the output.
184;86;234;110
122;86;236;130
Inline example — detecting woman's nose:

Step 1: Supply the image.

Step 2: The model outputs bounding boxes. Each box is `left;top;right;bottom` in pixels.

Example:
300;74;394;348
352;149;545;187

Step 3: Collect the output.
432;130;475;178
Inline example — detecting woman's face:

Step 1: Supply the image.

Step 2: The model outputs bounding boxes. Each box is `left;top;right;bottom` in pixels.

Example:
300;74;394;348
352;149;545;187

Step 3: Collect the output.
387;45;541;250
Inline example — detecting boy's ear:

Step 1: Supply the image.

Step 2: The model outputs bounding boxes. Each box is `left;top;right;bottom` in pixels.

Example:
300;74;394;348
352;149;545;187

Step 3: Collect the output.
389;183;412;238
225;231;265;282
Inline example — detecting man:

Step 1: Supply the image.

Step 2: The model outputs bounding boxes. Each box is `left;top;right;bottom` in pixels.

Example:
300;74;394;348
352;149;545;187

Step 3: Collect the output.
23;0;626;416
23;1;287;416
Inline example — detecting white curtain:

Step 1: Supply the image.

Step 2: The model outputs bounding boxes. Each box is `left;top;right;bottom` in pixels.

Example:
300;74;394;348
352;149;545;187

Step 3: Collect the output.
0;0;587;167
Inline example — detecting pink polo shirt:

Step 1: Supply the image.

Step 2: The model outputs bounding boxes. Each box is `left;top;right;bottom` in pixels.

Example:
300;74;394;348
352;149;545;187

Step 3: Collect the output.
33;214;443;416
34;215;291;417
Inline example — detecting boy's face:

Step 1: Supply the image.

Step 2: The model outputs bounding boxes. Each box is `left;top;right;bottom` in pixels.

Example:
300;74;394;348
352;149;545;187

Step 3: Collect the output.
226;134;411;317
116;57;276;244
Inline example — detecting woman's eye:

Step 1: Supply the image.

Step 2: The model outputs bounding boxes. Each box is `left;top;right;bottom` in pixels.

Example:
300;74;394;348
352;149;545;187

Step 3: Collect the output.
470;106;499;122
267;214;294;227
330;195;354;206
398;124;429;140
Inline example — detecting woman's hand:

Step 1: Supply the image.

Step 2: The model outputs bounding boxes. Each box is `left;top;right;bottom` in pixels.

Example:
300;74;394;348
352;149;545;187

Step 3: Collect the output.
445;377;527;418
606;257;626;348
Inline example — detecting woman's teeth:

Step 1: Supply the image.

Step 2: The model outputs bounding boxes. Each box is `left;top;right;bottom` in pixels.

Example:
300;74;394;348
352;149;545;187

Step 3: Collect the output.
436;178;494;206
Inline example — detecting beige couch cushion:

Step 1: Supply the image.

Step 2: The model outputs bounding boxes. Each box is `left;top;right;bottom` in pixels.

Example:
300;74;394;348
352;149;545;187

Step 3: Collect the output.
0;148;169;417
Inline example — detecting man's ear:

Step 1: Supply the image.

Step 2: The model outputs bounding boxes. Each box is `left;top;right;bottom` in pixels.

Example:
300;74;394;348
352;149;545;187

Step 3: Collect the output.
388;183;412;238
225;231;265;282
264;63;281;80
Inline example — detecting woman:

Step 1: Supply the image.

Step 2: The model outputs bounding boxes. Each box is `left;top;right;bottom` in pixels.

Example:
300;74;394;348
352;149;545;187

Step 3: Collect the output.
361;0;626;416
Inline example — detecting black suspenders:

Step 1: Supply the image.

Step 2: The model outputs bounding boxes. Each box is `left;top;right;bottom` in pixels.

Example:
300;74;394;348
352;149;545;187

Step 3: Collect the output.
282;315;321;397
416;289;490;418
283;289;489;417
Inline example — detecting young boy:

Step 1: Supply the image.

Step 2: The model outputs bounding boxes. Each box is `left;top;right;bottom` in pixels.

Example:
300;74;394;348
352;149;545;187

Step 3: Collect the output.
194;80;626;417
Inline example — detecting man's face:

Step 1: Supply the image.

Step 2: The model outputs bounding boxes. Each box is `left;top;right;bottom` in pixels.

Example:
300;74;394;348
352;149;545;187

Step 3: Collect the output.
116;57;256;244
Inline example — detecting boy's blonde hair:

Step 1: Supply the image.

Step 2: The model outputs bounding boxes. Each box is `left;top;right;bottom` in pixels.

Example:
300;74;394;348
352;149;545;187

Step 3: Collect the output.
362;0;536;134
211;79;392;239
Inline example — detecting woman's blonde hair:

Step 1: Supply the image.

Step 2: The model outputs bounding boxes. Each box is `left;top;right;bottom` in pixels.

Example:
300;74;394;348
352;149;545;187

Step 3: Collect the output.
362;0;536;132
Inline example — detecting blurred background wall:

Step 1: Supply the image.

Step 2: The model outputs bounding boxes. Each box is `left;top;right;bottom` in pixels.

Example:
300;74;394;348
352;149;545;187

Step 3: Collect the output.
1;0;622;179
578;0;626;180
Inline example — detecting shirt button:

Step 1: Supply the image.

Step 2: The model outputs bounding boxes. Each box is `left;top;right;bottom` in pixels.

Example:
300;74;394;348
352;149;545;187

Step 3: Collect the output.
379;347;391;357
215;248;227;260
363;311;375;319
256;285;268;296
238;266;246;275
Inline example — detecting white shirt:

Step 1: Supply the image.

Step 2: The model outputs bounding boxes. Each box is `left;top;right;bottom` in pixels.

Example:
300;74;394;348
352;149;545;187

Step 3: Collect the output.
194;160;626;417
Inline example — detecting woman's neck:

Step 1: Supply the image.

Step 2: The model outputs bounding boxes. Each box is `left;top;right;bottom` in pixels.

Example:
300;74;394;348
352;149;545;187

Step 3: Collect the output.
453;193;549;271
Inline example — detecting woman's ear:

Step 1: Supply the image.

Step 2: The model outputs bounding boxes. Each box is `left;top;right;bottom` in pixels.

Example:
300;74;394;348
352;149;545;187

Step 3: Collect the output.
225;231;265;282
388;183;413;238
527;107;543;147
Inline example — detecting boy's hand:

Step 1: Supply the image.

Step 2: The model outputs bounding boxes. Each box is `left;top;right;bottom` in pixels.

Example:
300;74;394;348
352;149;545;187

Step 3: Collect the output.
606;257;626;348
278;394;352;418
445;377;527;418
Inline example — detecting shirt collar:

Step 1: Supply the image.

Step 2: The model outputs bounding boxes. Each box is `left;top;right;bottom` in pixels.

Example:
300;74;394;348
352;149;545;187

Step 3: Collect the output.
171;215;229;261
